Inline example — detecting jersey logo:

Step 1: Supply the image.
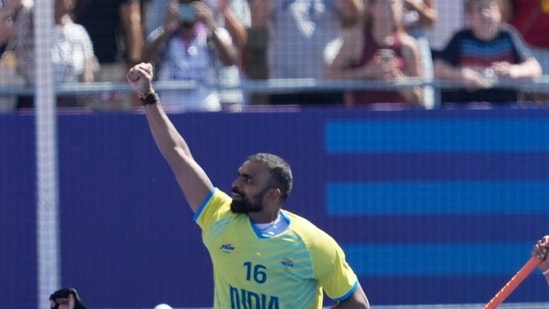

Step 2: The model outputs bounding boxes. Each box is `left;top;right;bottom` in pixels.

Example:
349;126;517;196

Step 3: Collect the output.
220;243;236;253
280;257;294;273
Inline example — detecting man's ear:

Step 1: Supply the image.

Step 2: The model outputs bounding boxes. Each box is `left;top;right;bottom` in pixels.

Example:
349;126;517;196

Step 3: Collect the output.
268;187;282;202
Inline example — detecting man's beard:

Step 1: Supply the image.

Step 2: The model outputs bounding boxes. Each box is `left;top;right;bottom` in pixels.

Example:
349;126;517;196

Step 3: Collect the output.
230;188;267;214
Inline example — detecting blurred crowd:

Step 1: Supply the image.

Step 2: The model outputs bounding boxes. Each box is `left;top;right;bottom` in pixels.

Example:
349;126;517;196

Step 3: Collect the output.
0;0;548;112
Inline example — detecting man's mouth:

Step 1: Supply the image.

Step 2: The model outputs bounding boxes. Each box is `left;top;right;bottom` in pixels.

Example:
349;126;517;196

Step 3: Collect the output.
231;191;243;200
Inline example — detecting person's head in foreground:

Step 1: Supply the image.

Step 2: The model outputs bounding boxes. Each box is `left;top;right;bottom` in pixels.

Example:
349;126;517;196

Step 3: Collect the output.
49;288;86;309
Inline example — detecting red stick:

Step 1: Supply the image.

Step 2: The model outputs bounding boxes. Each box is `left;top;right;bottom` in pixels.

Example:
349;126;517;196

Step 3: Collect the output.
484;257;542;309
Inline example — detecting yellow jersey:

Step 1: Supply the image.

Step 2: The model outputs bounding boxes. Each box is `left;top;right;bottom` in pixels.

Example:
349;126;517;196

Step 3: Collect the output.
194;188;359;309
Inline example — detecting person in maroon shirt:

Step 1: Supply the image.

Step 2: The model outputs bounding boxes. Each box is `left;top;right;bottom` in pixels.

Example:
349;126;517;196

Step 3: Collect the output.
325;0;423;107
501;0;548;101
501;0;549;71
434;0;541;105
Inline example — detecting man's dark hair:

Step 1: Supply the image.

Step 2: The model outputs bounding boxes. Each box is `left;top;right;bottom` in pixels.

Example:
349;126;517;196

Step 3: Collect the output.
49;288;86;309
248;153;293;202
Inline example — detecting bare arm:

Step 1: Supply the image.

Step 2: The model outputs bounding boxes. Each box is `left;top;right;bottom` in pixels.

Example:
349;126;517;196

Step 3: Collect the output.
434;58;491;90
126;63;214;212
194;2;238;66
404;0;437;28
209;28;239;66
397;34;423;104
119;1;145;67
421;0;437;27
492;57;542;80
250;0;274;29
337;0;364;28
0;5;14;46
324;27;364;79
81;55;99;83
142;27;172;63
142;0;179;63
220;1;247;48
331;284;370;309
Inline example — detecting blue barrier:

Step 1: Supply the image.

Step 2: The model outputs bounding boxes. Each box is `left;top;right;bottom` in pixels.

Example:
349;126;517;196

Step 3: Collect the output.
326;119;549;152
1;107;548;308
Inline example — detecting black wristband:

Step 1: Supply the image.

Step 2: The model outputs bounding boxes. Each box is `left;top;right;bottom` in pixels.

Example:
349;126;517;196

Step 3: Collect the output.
140;91;159;105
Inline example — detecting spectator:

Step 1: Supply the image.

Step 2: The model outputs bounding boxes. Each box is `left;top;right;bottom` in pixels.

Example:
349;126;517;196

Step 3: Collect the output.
0;0;26;112
532;235;549;285
501;0;549;73
325;0;424;107
142;0;238;112
501;0;549;102
72;0;144;109
251;0;364;106
12;0;98;109
146;0;250;109
433;0;542;106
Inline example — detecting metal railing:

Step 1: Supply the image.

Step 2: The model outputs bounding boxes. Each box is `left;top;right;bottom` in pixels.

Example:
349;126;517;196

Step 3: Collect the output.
2;76;549;110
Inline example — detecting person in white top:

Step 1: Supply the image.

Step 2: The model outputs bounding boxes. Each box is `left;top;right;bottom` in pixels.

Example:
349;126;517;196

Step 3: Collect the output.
143;0;237;112
12;0;98;108
146;0;250;109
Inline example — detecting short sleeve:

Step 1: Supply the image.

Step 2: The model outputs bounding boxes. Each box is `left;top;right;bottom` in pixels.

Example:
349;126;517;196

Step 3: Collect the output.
310;230;359;301
438;30;465;66
505;25;534;62
193;188;233;230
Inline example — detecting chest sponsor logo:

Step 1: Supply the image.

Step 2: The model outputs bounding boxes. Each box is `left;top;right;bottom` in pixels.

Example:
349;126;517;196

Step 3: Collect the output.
280;257;294;273
220;243;236;253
